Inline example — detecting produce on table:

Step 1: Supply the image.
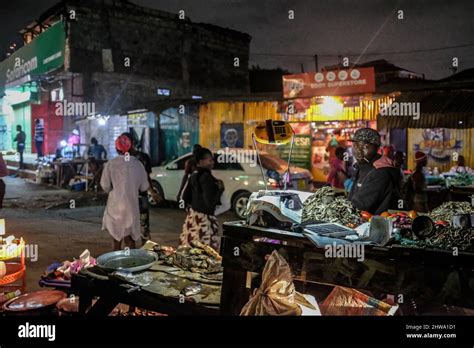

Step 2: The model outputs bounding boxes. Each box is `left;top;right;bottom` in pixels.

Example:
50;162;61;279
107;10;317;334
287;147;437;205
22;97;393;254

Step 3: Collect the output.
392;203;474;251
153;241;222;274
302;186;362;227
423;226;473;251
181;283;203;297
360;211;373;221
446;173;473;187
428;201;473;223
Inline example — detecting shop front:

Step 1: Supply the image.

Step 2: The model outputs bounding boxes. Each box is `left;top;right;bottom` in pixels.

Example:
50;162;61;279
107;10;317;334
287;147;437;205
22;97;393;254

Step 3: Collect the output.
378;89;474;171
0;21;66;156
159;105;199;164
199;67;395;182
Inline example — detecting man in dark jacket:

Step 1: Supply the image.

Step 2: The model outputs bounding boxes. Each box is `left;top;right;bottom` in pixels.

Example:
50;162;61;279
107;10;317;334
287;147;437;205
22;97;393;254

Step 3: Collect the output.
348;128;402;215
13;125;26;170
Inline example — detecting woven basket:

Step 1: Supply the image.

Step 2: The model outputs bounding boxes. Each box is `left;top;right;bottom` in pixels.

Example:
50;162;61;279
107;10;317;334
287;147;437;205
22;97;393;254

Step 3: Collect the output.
0;262;25;285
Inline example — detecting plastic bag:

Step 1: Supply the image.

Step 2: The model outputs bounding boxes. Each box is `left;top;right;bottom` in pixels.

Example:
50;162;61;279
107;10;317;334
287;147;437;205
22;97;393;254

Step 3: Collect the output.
240;250;301;316
319;286;398;316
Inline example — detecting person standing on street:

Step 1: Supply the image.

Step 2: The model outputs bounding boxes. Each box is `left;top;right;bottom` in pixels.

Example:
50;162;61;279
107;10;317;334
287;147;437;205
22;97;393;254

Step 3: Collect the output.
101;135;149;250
67;129;81;158
0;152;8;209
177;144;202;202
13;125;26;171
87;137;108;160
121;132;161;243
179;147;224;251
34;119;44;160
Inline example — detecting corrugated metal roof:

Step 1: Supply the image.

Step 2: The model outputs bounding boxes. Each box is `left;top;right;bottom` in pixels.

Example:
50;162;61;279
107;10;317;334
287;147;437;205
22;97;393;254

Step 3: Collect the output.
377;89;474;129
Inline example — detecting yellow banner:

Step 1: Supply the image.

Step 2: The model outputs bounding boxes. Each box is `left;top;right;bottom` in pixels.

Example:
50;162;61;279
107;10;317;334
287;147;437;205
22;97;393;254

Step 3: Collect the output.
407;128;473;172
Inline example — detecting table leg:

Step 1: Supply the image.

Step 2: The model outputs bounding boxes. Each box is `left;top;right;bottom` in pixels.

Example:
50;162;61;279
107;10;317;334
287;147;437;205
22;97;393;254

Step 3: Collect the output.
85;296;119;317
78;291;94;316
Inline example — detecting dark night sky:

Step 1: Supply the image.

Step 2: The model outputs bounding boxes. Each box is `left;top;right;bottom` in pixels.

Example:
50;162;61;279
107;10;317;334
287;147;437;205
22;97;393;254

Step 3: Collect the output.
1;0;473;79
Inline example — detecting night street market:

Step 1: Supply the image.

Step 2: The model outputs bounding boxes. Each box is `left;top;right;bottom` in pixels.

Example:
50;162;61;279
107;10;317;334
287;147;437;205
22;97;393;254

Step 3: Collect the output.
0;0;473;346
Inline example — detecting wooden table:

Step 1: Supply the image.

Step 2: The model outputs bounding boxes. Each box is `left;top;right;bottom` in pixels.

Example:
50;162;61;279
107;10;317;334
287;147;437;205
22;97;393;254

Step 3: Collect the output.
53;159;89;188
219;221;474;315
71;267;220;316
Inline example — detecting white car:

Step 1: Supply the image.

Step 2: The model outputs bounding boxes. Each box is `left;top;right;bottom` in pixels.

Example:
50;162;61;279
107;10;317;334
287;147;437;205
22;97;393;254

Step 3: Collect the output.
149;149;313;219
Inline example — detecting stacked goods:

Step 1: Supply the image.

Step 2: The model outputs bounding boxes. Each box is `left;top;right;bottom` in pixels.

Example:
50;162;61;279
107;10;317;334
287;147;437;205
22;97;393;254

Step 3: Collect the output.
115;307;165;316
301;186;362;227
447;173;473;187
424;227;473;251
428;201;473;223
392;202;474;252
153;240;222;274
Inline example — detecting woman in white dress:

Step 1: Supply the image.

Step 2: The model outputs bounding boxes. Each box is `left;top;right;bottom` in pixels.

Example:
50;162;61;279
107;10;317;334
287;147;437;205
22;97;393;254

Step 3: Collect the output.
100;135;149;250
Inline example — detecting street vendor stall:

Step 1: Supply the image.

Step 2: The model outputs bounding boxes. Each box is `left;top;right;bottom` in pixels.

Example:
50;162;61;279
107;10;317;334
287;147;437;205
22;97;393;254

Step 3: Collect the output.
216;120;474;315
70;241;222;316
220;219;474;315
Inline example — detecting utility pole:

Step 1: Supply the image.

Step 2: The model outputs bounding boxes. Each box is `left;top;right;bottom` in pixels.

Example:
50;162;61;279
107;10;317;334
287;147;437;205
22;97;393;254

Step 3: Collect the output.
314;54;319;72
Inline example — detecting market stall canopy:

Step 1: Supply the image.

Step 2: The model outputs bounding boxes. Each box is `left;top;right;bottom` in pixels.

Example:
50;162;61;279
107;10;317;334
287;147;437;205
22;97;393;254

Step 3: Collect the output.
377;89;474;129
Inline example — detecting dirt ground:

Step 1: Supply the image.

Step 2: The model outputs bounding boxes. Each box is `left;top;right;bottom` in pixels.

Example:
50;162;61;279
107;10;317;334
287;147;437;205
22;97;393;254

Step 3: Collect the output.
0;176;235;292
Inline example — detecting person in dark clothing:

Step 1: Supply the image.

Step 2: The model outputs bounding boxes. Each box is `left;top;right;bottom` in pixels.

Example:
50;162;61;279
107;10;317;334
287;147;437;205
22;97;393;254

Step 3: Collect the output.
405;151;429;212
179;147;224;251
0;152;7;209
348;128;402;215
327;147;347;189
34;119;44;159
177;144;202;203
13;125;26;170
121;132;161;243
394;151;405;169
87;137;107;160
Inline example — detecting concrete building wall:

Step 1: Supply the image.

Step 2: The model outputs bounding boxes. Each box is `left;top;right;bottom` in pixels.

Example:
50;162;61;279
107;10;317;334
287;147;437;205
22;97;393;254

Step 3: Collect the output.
64;0;250;114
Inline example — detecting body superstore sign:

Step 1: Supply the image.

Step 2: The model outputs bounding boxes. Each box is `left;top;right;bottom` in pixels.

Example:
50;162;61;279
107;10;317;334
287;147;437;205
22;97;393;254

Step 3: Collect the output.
283;67;375;98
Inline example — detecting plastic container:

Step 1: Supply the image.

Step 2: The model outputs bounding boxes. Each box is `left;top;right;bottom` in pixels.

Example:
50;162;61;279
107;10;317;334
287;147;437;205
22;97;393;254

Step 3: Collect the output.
72;181;86;191
412;216;435;239
0;262;25;285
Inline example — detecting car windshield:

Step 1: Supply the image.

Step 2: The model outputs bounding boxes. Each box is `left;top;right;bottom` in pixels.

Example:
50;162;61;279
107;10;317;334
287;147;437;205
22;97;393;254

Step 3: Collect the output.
259;154;288;171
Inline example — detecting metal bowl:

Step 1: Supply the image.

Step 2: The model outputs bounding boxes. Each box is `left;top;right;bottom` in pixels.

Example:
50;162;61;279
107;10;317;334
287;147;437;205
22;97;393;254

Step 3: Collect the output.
96;249;158;273
2;290;67;315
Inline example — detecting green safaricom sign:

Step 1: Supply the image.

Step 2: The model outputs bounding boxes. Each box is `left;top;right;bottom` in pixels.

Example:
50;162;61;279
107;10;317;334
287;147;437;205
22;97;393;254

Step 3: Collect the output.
0;21;66;92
